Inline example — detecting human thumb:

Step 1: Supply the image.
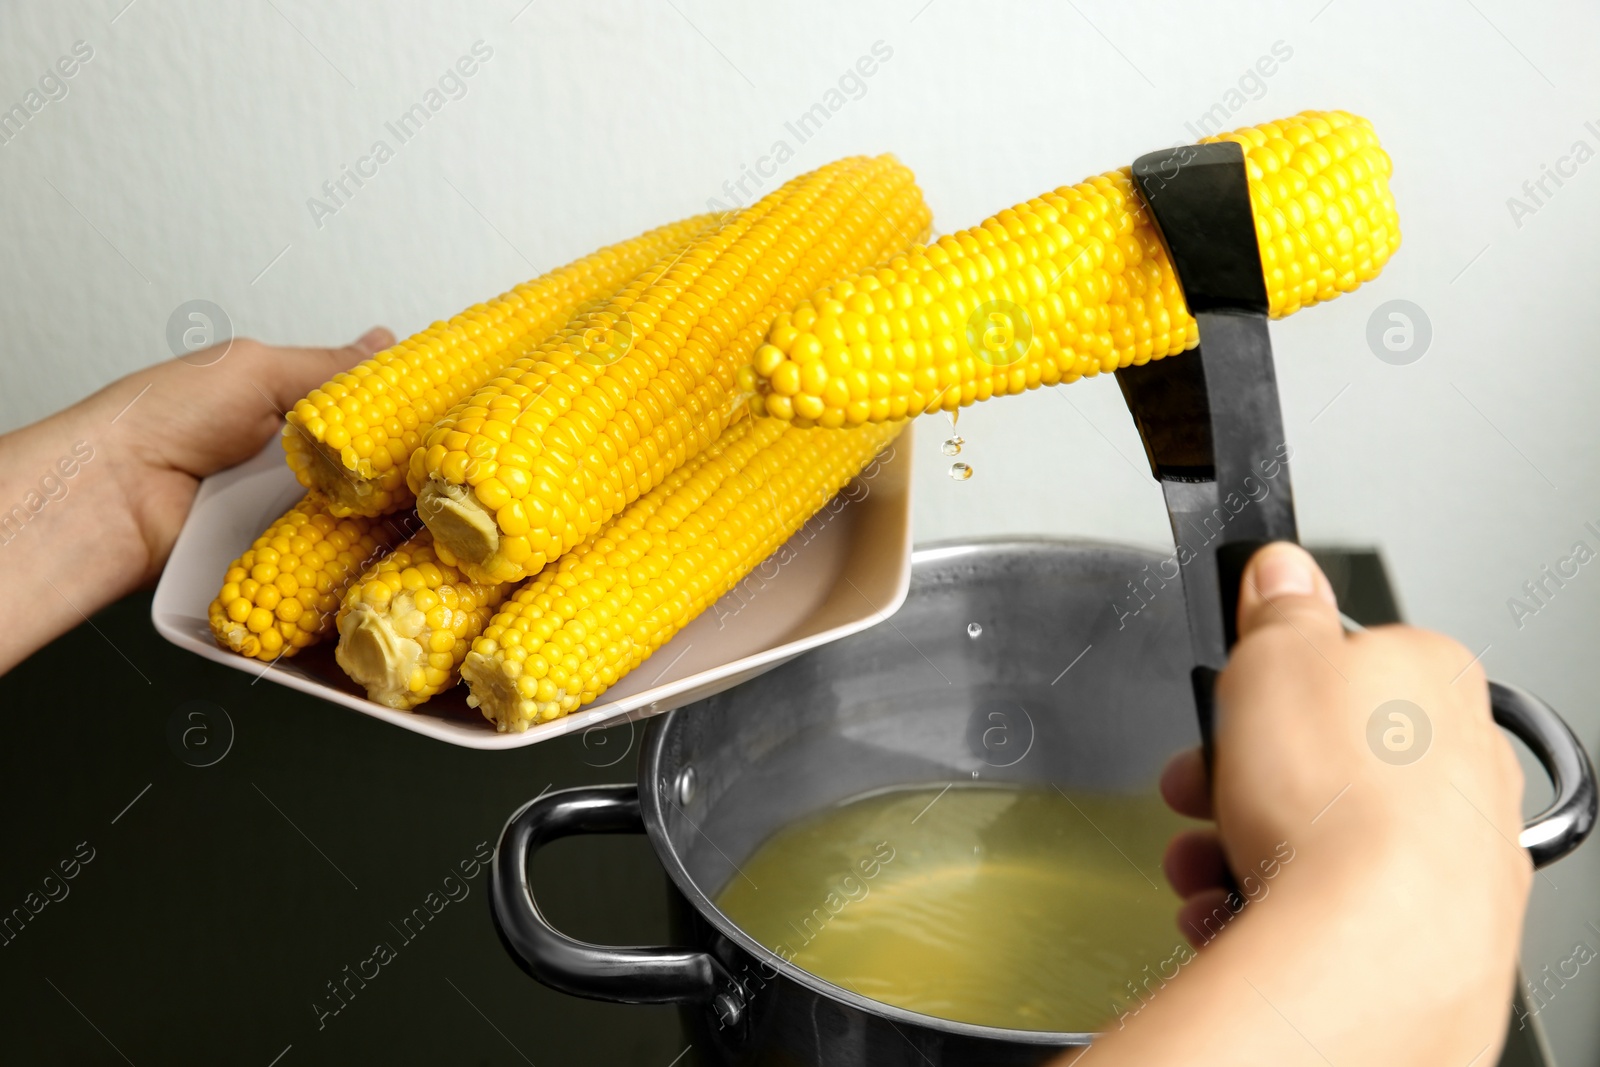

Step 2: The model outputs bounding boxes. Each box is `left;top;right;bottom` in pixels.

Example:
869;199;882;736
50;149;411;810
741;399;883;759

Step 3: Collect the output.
1233;542;1342;645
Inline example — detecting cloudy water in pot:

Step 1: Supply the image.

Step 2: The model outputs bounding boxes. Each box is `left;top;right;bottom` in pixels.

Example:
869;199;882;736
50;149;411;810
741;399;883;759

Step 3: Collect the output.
715;784;1197;1032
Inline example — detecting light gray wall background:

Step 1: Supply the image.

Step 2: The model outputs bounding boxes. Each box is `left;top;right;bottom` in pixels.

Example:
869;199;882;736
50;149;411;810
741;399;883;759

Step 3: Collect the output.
3;0;1599;1061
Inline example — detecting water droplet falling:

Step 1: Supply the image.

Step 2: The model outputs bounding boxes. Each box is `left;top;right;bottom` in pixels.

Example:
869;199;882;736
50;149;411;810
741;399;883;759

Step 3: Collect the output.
949;462;973;481
967;622;983;639
942;436;964;456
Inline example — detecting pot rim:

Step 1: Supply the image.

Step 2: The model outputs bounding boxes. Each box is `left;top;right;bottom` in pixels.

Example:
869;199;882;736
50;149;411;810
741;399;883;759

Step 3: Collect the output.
637;536;1175;1047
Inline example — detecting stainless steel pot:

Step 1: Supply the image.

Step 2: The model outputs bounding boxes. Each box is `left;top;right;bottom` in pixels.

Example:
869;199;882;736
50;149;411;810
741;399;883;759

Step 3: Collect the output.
491;538;1595;1066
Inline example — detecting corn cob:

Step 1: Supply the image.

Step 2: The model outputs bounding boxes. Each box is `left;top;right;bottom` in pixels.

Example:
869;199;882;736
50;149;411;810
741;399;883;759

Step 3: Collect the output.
208;496;403;661
283;211;721;517
461;415;903;731
748;110;1400;425
411;155;931;585
334;529;511;709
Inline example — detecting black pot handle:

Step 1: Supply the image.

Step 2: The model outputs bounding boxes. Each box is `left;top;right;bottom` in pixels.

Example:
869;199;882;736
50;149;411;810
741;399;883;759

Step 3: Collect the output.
491;783;730;1004
1490;681;1598;868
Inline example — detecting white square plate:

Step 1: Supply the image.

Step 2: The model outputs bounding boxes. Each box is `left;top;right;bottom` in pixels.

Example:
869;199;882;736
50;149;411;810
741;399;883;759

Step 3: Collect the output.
151;427;915;749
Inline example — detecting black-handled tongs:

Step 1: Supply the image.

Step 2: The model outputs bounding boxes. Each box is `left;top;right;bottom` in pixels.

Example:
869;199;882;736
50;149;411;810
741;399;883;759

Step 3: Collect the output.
1117;141;1595;867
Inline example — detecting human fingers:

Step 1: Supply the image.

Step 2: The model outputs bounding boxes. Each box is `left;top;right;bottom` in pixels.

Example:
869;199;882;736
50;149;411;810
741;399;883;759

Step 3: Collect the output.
1160;746;1212;821
245;326;395;421
1163;828;1230;899
1177;887;1237;948
1233;541;1342;646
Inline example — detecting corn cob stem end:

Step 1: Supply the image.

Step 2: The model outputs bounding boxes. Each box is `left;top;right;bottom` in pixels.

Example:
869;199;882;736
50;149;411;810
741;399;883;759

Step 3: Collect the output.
417;479;499;569
208;604;265;659
460;652;555;733
334;605;428;710
284;425;383;517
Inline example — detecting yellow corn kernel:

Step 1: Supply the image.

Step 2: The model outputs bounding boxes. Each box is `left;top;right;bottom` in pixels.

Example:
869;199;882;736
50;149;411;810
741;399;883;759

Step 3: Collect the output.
753;110;1401;424
283;212;722;517
460;414;903;731
207;495;402;662
333;528;512;709
413;155;932;584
